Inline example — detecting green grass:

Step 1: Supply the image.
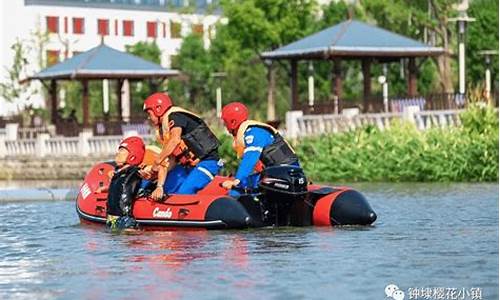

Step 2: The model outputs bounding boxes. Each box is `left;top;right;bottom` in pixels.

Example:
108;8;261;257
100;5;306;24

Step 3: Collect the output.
212;105;498;182
290;105;498;182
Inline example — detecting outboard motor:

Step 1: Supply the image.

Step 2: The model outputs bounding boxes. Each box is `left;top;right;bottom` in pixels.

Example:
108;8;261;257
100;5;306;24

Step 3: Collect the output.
258;165;308;226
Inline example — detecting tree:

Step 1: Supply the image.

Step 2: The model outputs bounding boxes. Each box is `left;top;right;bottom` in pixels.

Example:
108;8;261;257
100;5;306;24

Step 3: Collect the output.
209;0;319;120
360;0;456;93
169;34;213;110
125;41;164;114
0;39;38;104
467;0;499;87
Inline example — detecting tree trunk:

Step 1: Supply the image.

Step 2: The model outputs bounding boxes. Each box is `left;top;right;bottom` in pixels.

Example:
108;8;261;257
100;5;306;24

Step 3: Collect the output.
266;62;276;121
434;23;453;93
429;1;454;93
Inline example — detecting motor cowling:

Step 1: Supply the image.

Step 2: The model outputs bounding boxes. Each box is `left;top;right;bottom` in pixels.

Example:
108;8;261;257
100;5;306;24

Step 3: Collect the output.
258;165;308;226
259;165;308;195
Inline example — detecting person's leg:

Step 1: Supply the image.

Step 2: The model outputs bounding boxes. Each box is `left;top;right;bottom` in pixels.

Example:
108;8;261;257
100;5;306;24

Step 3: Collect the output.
176;160;221;195
162;165;189;194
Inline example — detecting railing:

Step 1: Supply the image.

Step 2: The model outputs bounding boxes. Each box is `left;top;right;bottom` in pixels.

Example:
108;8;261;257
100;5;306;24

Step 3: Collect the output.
295;92;494;115
296;112;402;136
414;110;462;130
287;109;465;138
0;132;154;158
88;136;123;155
45;137;80;156
5;140;37;156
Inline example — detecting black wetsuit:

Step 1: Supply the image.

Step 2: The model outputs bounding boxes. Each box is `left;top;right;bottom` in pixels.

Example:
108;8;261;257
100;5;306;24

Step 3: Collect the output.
106;166;142;217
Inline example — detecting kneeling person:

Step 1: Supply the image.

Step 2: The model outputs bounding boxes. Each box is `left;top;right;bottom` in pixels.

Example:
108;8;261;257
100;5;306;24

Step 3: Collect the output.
106;136;145;230
143;92;222;199
220;102;300;196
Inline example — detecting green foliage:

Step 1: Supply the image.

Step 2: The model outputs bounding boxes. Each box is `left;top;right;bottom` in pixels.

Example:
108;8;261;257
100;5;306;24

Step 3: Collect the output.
0;39;37;103
467;0;499;86
171;0;498;120
169;34;213;110
126;41;165;114
125;41;161;64
289;106;498;182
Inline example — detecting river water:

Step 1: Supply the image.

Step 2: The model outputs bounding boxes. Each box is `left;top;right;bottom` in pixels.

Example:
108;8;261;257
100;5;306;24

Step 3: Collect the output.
0;183;497;300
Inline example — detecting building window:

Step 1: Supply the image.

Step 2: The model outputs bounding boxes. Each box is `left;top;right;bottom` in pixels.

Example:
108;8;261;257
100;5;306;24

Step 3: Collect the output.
73;18;84;34
192;24;203;37
170;21;181;39
46;50;59;66
123;20;134;36
64;17;68;34
97;19;109;36
147;21;157;38
46;16;59;33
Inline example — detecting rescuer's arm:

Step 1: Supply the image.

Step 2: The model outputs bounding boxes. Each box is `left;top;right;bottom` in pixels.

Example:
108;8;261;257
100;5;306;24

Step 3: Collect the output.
155;127;182;166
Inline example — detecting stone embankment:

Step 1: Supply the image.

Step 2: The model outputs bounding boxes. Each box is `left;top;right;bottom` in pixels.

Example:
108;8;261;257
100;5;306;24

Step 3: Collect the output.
0;156;111;180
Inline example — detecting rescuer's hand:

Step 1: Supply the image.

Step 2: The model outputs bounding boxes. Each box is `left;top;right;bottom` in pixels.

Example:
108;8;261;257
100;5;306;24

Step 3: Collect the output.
151;186;164;201
138;165;154;179
221;179;240;190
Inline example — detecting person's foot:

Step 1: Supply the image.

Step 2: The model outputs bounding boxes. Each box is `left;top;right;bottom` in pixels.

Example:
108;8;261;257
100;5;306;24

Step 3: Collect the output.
106;215;120;229
116;216;138;230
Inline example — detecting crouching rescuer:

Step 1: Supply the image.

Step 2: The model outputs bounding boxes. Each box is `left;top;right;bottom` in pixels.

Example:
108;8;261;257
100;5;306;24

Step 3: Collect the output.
143;92;222;199
220;102;301;196
106;136;146;230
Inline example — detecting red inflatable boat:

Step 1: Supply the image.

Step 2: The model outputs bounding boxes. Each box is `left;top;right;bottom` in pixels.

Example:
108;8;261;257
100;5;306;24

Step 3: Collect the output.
76;162;377;229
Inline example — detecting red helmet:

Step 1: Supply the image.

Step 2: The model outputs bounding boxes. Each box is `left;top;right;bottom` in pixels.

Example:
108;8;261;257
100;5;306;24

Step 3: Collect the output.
221;102;248;132
118;136;145;166
143;92;173;117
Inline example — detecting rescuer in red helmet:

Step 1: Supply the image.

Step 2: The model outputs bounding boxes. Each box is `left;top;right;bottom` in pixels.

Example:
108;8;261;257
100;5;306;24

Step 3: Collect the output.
220;102;300;196
143;92;222;200
106;136;146;230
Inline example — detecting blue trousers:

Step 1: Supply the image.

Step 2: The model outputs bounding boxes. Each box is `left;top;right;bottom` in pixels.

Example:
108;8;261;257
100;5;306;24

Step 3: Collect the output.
142;159;222;195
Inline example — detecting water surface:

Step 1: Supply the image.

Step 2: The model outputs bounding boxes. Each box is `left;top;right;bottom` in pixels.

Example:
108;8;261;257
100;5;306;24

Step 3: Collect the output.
0;183;497;299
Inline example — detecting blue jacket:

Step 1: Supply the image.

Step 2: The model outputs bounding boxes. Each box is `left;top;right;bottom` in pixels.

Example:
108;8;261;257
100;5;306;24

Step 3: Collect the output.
234;126;274;187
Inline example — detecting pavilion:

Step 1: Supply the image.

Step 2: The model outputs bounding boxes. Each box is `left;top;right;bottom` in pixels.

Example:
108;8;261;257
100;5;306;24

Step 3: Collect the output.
25;44;179;131
261;20;445;113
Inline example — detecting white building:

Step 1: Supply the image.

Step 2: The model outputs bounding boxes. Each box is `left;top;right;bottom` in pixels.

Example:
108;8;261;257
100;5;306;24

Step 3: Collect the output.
0;0;221;117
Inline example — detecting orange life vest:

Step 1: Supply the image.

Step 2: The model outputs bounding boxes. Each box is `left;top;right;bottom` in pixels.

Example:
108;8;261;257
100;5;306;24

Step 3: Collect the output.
155;106;201;167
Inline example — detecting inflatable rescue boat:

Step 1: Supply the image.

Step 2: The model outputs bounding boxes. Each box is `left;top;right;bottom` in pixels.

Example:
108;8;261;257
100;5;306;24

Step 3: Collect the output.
76;161;377;229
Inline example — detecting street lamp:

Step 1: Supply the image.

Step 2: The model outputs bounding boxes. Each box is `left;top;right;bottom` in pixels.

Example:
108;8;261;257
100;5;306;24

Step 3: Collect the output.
308;61;315;110
211;72;227;118
479;50;498;101
378;64;389;112
449;0;475;96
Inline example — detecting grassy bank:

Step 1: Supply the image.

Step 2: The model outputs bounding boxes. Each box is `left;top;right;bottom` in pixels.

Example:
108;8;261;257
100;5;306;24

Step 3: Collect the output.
219;105;498;182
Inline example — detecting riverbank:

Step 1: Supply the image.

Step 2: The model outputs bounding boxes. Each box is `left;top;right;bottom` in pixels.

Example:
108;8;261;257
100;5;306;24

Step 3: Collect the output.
1;106;496;182
0;156;109;181
293;105;499;182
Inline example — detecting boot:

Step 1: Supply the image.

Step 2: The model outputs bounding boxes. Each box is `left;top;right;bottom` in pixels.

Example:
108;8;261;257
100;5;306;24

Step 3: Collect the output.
116;216;138;230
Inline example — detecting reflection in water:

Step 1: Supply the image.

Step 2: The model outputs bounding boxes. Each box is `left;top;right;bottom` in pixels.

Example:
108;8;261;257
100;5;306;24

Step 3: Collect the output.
0;183;497;299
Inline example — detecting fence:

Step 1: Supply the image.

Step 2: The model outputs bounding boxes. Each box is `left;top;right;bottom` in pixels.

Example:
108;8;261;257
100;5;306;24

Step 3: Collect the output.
295;92;489;115
0;131;153;158
286;108;465;138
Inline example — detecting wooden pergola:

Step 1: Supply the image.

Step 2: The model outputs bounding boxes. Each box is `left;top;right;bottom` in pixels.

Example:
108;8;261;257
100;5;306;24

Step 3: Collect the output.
25;44;178;128
261;20;445;113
